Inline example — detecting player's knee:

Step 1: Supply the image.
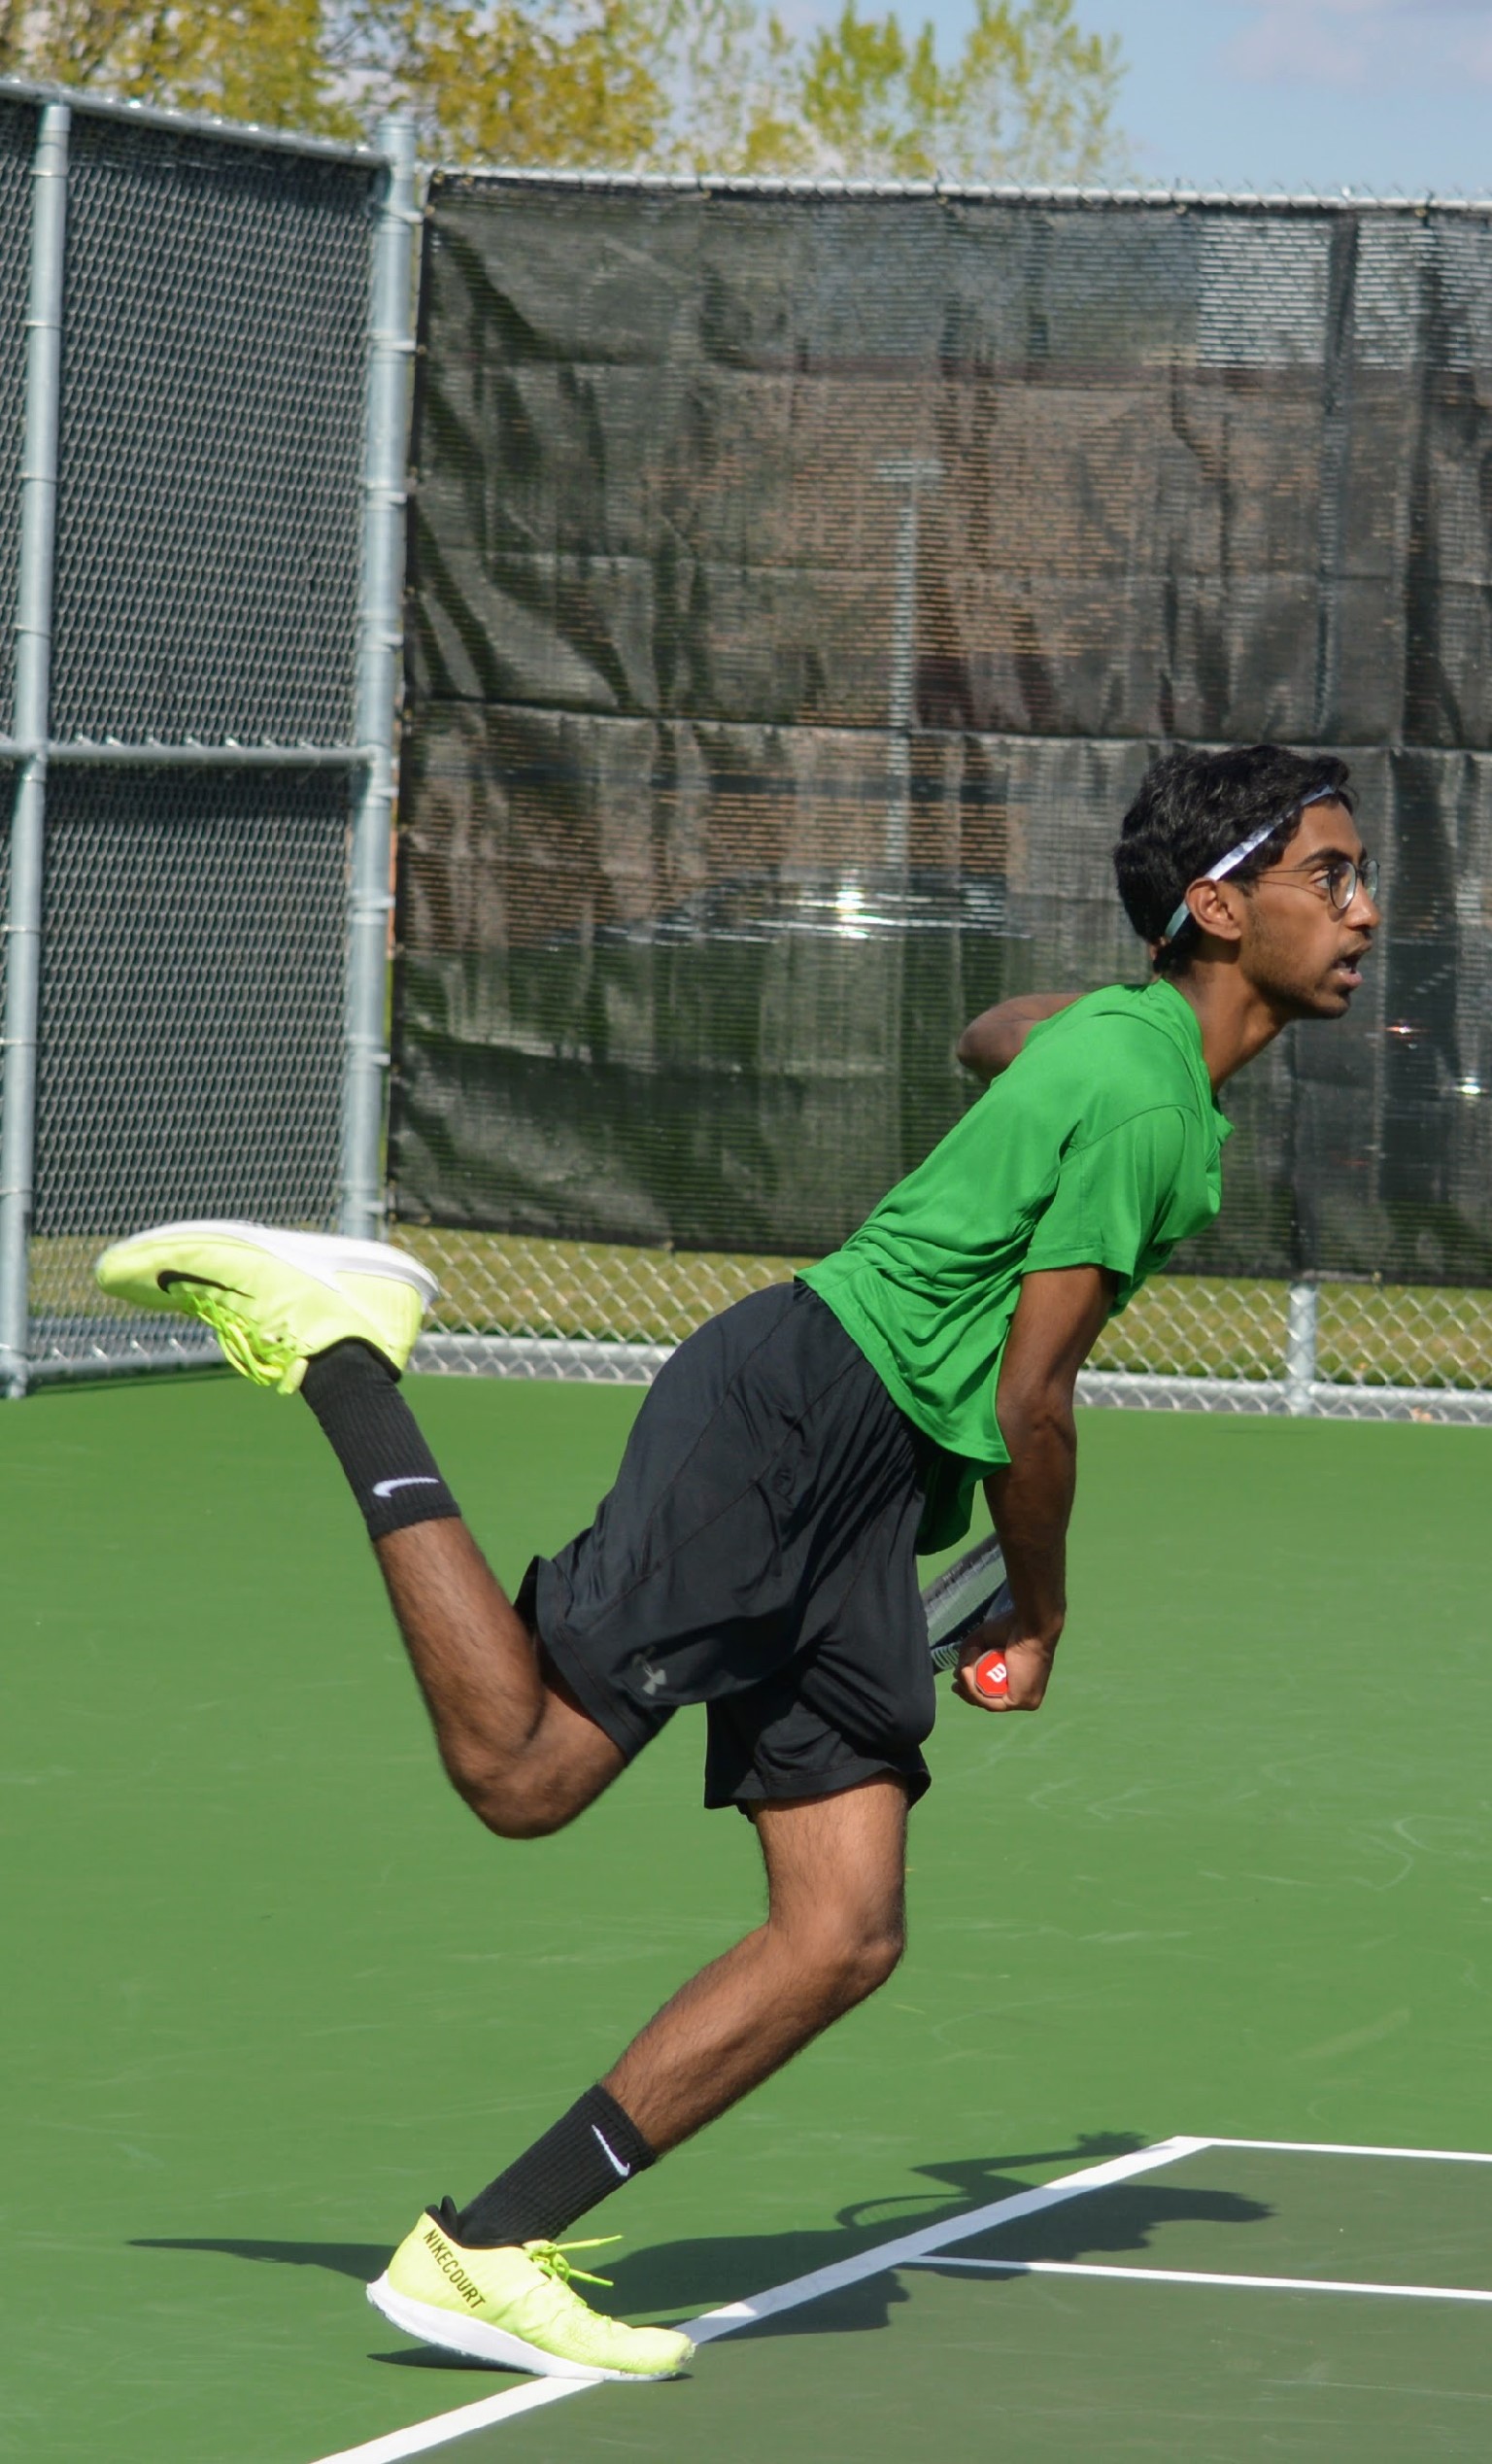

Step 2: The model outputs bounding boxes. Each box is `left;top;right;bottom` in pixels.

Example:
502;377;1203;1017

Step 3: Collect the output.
797;1911;904;2010
446;1755;575;1841
845;1917;904;2002
477;1792;570;1842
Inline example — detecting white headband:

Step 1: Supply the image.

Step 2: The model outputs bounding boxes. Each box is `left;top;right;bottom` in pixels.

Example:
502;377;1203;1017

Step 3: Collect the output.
1161;787;1339;944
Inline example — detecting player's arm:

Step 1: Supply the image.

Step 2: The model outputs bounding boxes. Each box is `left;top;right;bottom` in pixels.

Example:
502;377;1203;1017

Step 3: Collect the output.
957;993;1081;1084
954;1264;1114;1714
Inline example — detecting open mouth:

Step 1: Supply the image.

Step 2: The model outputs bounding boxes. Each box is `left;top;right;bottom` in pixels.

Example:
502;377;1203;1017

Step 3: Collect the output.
1329;944;1371;991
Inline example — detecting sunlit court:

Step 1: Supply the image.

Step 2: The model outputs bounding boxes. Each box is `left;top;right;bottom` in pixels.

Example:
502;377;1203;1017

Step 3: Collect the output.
9;1383;1492;2460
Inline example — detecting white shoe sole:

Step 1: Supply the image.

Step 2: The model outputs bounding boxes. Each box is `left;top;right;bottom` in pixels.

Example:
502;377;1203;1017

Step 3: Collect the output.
365;2274;680;2381
119;1219;438;1308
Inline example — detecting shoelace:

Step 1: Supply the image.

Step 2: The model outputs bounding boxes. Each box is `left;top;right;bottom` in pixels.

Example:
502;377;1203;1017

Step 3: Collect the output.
173;1283;299;1389
521;2237;620;2292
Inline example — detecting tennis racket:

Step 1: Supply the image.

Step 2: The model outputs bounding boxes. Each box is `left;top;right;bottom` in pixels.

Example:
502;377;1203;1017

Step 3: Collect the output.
922;1533;1012;1700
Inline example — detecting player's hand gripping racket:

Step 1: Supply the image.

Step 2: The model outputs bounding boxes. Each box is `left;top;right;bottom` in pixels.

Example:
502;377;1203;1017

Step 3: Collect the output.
921;1534;1012;1702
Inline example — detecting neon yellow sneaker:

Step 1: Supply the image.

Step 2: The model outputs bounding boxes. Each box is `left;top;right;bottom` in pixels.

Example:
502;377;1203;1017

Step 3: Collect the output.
367;2212;695;2381
93;1219;436;1395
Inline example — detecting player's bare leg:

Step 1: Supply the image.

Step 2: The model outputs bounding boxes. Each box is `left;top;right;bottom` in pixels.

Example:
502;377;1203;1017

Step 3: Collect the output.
367;1738;909;2377
374;1520;624;1838
603;1773;909;2151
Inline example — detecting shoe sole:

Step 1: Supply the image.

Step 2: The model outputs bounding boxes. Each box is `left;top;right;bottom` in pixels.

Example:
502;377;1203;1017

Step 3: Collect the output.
365;2274;684;2381
99;1219;438;1310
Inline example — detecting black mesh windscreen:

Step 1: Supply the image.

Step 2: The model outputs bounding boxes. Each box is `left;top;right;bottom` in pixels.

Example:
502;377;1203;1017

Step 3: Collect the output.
394;181;1492;1283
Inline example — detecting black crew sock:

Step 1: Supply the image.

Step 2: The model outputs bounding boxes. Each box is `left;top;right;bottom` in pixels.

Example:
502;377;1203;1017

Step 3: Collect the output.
300;1339;461;1542
450;2085;658;2248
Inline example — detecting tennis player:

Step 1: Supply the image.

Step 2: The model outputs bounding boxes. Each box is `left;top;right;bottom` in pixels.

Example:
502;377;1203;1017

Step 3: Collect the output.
98;742;1377;2382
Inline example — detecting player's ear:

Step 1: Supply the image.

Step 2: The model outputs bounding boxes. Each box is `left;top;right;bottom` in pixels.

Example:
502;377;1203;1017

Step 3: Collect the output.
1185;878;1246;948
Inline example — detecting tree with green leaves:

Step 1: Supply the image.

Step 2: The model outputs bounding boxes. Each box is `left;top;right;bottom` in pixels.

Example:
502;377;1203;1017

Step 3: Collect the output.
0;0;1128;183
798;0;1126;184
0;0;359;136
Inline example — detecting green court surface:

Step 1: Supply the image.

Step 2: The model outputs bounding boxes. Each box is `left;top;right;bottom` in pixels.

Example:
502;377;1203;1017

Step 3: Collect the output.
6;1376;1492;2461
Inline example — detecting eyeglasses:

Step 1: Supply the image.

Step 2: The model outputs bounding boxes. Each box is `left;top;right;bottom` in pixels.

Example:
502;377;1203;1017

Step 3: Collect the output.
1254;853;1379;915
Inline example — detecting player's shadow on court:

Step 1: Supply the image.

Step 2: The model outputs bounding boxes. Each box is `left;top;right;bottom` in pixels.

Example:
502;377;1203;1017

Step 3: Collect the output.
598;2135;1272;2338
132;2235;485;2375
133;2133;1273;2355
130;2135;1147;2307
133;2236;391;2280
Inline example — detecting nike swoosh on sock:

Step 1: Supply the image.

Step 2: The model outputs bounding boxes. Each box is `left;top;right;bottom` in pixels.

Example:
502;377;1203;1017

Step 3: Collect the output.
592;2126;631;2180
371;1476;443;1498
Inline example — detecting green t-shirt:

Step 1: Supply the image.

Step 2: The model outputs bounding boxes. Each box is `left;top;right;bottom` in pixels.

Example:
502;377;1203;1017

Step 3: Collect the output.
801;978;1231;1547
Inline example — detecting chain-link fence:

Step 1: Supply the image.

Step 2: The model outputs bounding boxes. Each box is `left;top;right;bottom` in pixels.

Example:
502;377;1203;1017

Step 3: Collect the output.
11;139;1492;1424
394;172;1492;1423
0;86;419;1392
397;1232;1492;1423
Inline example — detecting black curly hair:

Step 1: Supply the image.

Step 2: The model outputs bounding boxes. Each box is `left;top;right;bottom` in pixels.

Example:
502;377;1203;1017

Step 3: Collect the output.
1113;745;1355;978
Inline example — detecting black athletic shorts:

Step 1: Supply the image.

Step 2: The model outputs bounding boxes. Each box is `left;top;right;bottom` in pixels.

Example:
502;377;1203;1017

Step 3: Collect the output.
517;1282;945;1811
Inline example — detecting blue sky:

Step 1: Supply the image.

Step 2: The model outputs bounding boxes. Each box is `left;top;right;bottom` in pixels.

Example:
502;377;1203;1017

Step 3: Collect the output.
908;0;1492;196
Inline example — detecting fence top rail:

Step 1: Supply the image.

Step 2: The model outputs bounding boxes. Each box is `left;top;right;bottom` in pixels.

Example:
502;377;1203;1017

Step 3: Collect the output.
435;165;1492;216
0;72;381;165
0;737;368;768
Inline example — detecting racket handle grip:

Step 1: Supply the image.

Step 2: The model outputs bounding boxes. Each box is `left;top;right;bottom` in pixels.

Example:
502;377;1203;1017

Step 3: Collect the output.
972;1649;1009;1700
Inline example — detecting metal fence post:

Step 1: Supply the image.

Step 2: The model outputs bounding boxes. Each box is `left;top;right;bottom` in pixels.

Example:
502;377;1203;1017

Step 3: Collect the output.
1285;1279;1318;1417
340;115;419;1241
0;102;69;1398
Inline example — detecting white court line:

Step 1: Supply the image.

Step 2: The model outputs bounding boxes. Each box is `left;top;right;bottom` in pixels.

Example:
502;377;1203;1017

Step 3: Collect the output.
307;2136;1206;2464
684;2135;1206;2346
1204;2136;1492;2164
307;2379;581;2464
906;2255;1492;2305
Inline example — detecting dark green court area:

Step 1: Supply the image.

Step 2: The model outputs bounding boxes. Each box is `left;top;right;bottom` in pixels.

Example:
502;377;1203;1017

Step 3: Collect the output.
6;1376;1492;2461
487;2144;1492;2463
